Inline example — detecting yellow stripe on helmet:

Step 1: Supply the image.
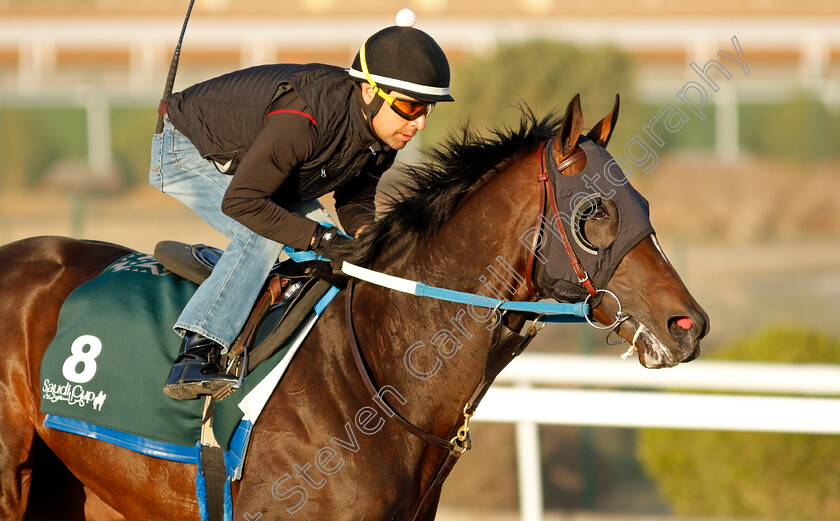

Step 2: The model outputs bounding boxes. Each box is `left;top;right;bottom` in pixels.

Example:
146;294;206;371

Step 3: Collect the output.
359;38;396;105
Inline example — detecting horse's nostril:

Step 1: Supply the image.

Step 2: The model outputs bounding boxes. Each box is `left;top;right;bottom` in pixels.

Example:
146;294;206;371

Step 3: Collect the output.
668;316;696;343
675;317;693;330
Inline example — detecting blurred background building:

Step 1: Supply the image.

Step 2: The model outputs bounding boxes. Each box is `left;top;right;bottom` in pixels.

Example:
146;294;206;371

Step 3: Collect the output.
1;1;839;520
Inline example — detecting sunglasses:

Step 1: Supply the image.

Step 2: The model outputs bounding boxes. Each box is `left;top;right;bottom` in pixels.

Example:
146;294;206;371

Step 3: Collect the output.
359;38;435;121
377;90;435;120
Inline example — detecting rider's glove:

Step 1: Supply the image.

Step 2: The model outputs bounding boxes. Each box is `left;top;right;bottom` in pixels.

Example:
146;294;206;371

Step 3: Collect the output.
310;224;353;265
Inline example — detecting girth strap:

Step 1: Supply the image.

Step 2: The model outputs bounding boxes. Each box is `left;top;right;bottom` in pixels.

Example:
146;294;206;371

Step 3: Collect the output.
199;444;227;521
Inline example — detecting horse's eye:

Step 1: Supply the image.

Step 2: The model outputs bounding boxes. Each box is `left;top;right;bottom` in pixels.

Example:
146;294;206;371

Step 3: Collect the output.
588;206;608;221
580;201;607;221
572;195;604;255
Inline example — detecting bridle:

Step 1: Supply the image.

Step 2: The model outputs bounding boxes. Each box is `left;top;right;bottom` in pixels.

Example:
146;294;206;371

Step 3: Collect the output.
524;139;591;297
526;138;631;335
343;137;630;521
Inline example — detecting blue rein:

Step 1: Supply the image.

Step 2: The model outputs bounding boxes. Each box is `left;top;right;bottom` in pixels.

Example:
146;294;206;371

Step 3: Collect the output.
285;248;588;323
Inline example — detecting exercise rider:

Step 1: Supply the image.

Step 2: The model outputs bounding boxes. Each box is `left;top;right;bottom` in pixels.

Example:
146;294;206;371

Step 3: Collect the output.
149;11;453;400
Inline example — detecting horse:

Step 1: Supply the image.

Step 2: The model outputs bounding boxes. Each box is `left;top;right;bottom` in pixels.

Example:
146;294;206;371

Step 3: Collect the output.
0;94;708;521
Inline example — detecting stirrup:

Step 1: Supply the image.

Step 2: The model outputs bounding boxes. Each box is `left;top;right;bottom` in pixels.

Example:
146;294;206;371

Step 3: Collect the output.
163;378;238;401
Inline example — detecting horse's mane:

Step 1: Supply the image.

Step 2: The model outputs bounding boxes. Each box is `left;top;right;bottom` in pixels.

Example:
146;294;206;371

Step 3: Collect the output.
347;109;563;267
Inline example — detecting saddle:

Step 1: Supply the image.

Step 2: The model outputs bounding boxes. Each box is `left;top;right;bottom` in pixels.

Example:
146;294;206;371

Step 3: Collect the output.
153;241;333;379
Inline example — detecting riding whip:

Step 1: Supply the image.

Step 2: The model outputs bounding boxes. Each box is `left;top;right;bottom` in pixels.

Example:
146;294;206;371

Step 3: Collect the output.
155;0;196;134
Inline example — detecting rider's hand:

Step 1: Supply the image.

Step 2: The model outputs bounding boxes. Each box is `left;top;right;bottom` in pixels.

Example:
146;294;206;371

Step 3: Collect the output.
310;224;353;265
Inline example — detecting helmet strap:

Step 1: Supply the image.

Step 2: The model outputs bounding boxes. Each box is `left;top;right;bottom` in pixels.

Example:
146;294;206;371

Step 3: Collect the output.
355;36;393;146
357;37;388;124
354;85;387;145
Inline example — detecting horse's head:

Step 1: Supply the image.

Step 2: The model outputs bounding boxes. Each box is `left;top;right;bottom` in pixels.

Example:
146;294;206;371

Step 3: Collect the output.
530;94;709;368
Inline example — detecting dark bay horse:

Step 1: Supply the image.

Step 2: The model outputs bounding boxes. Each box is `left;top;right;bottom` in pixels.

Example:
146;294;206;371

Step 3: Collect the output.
0;95;708;520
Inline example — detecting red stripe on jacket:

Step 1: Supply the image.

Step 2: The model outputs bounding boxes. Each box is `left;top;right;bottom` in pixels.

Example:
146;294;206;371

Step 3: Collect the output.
265;109;317;126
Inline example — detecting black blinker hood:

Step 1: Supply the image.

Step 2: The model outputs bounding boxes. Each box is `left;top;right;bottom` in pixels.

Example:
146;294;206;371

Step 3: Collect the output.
535;136;655;306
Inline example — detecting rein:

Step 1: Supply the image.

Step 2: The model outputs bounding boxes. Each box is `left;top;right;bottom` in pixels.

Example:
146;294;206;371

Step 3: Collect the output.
339;261;589;322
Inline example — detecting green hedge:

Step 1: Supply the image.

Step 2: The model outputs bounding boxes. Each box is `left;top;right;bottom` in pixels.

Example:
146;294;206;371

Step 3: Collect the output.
0;107;157;191
637;327;840;519
421;40;643;151
111;108;159;186
0;108;87;190
740;96;840;161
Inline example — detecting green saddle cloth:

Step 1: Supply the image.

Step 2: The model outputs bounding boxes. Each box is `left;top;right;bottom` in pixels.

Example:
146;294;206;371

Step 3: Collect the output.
40;251;296;452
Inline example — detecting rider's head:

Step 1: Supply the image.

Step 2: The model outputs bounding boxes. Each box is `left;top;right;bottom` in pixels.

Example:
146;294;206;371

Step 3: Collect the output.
349;9;453;149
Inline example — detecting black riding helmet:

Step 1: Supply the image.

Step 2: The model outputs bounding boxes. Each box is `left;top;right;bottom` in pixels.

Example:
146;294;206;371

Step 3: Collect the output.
349;9;453;104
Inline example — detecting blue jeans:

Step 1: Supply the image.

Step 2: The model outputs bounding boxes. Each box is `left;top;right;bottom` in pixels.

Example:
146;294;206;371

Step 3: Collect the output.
149;118;335;348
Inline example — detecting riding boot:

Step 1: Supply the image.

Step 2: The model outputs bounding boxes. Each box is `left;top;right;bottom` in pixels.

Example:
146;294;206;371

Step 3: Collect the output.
163;333;238;400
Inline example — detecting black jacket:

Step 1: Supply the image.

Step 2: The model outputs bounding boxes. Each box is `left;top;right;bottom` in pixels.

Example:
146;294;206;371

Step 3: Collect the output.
165;63;396;250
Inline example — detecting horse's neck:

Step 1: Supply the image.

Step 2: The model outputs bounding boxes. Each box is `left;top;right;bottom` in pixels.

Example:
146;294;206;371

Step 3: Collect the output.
356;155;539;437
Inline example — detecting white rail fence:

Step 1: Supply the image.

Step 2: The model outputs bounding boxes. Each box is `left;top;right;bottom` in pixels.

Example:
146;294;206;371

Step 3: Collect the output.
475;353;840;521
2;17;839;90
2;17;838;167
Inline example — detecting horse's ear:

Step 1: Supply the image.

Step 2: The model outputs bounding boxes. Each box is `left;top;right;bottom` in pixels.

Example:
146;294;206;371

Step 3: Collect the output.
586;94;620;148
554;94;583;156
